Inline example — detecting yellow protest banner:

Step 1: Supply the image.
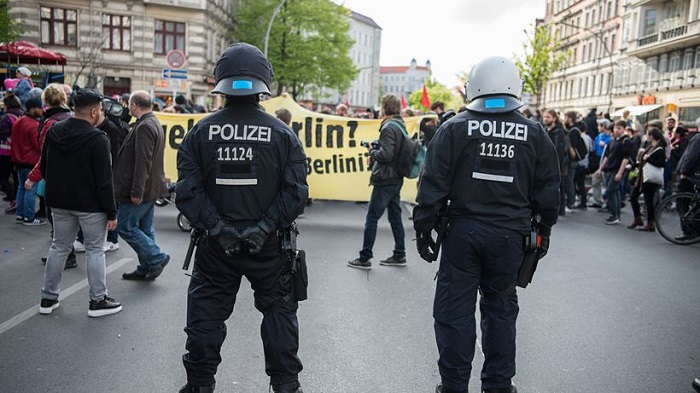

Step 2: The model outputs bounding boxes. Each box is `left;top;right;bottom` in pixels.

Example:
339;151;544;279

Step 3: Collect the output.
156;93;431;203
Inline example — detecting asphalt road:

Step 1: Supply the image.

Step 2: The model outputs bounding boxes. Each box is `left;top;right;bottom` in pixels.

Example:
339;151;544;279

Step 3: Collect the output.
0;200;698;393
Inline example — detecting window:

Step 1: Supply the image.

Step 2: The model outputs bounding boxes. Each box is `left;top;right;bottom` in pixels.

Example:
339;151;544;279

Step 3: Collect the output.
644;9;657;36
102;14;131;51
683;49;694;70
40;7;77;46
154;20;186;54
669;52;681;73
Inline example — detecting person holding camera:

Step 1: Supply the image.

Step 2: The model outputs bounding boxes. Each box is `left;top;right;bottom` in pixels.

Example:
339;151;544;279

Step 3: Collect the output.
413;57;560;393
175;43;308;393
347;94;408;270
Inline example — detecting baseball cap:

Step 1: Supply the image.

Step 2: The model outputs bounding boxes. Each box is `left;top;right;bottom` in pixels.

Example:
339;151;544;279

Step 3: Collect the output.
596;118;611;127
17;67;32;77
25;97;43;110
211;43;273;96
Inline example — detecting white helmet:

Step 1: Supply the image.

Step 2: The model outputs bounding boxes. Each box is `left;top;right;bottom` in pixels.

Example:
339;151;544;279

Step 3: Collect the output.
466;56;523;113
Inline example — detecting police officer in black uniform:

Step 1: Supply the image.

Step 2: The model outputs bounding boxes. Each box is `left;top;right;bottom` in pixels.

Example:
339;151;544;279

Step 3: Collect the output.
413;56;560;393
175;43;308;393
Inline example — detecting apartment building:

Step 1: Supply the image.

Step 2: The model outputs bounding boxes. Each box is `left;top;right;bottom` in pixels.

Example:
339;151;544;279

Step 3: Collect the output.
9;0;235;105
380;58;432;104
307;10;382;112
615;0;700;125
545;0;700;126
544;0;624;117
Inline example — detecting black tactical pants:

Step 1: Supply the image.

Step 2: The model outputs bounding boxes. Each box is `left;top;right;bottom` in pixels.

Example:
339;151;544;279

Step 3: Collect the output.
182;234;302;390
434;218;522;392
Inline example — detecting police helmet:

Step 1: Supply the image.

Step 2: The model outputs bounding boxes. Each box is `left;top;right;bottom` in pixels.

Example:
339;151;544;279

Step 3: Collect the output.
466;56;523;113
211;43;273;96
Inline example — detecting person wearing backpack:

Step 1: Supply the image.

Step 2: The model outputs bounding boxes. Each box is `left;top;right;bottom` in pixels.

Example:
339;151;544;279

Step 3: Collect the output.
0;94;23;213
347;94;408;270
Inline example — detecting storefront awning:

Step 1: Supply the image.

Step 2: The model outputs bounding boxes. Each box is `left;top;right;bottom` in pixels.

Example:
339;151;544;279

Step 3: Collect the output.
611;104;663;117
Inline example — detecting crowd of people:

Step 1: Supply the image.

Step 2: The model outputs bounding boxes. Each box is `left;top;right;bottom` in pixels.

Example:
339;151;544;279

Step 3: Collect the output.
522;106;699;230
0;74;170;318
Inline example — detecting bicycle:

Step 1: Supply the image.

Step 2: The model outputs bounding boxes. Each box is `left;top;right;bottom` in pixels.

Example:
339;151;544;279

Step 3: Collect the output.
156;183;192;233
655;182;700;245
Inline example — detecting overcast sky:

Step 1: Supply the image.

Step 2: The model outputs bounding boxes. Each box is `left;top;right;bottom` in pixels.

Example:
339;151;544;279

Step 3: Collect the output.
333;0;547;88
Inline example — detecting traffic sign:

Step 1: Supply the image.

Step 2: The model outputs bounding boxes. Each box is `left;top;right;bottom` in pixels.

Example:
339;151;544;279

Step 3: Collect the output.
166;50;186;69
162;69;188;80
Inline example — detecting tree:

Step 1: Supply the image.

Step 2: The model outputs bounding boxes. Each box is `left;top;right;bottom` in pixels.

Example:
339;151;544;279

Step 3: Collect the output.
234;0;357;99
407;78;463;111
0;0;25;43
515;23;570;108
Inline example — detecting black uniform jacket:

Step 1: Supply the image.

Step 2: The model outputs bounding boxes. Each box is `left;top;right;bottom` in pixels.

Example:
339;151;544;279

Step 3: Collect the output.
176;101;308;232
414;109;561;234
677;132;700;178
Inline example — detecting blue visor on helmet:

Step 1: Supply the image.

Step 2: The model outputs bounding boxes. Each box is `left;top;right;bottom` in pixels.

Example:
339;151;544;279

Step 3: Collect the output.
484;98;506;109
231;80;253;90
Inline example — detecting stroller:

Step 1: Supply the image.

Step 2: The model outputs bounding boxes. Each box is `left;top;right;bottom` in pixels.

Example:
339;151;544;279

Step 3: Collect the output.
156;183;192;232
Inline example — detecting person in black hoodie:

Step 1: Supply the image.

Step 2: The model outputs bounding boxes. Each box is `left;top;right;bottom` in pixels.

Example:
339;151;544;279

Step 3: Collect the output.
38;88;122;318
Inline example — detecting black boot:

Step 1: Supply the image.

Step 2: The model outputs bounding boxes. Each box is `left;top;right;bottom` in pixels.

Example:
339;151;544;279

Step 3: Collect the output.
436;383;466;393
483;386;517;393
178;383;215;393
273;386;303;393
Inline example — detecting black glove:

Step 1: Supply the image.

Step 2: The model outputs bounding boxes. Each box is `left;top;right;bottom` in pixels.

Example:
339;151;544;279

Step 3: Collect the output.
536;223;552;260
241;224;271;254
416;231;437;263
215;225;243;257
537;234;550;259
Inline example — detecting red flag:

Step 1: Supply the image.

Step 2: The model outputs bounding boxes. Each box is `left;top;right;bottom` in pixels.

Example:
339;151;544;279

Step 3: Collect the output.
420;85;431;109
400;94;407;109
344;92;349;108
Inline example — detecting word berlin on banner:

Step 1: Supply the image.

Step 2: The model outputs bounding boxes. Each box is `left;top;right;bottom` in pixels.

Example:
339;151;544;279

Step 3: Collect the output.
156;94;434;202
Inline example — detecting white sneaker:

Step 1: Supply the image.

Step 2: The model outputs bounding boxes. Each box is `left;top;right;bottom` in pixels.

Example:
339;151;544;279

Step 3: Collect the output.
73;240;86;253
565;207;574;214
104;241;119;252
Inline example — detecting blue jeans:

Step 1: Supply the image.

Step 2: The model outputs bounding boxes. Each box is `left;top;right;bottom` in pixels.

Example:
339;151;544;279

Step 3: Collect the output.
16;167;37;220
117;201;166;272
359;182;405;261
605;172;622;218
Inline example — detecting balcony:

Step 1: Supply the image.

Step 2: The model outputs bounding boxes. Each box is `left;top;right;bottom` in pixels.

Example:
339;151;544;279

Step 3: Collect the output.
627;20;700;58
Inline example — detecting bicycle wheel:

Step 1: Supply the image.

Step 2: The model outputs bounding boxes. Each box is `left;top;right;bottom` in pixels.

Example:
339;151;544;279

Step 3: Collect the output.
177;212;192;232
655;192;700;245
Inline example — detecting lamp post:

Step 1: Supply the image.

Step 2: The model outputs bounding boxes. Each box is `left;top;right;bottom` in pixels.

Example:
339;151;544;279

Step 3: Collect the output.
264;0;288;57
557;20;616;112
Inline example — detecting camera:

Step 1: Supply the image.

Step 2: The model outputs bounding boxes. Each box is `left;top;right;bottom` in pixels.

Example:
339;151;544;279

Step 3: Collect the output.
360;140;380;149
102;97;124;118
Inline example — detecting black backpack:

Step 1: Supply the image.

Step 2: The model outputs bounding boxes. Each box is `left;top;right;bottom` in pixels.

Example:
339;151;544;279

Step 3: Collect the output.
385;119;425;179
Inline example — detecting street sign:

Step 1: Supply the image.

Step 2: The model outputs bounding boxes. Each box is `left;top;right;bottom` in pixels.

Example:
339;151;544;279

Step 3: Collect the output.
166;50;186;69
162;69;188;80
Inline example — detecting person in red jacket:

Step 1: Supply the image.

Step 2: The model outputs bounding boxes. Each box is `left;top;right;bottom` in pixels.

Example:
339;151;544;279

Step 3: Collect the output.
24;84;72;220
11;97;44;225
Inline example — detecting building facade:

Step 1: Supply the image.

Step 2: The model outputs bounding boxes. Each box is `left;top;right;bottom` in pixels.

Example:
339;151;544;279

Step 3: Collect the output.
308;10;381;112
544;0;624;117
9;0;235;106
380;58;432;104
545;0;700;127
614;0;700;125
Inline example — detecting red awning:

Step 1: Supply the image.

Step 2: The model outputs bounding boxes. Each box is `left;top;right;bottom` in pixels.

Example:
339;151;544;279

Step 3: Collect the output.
0;41;67;65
